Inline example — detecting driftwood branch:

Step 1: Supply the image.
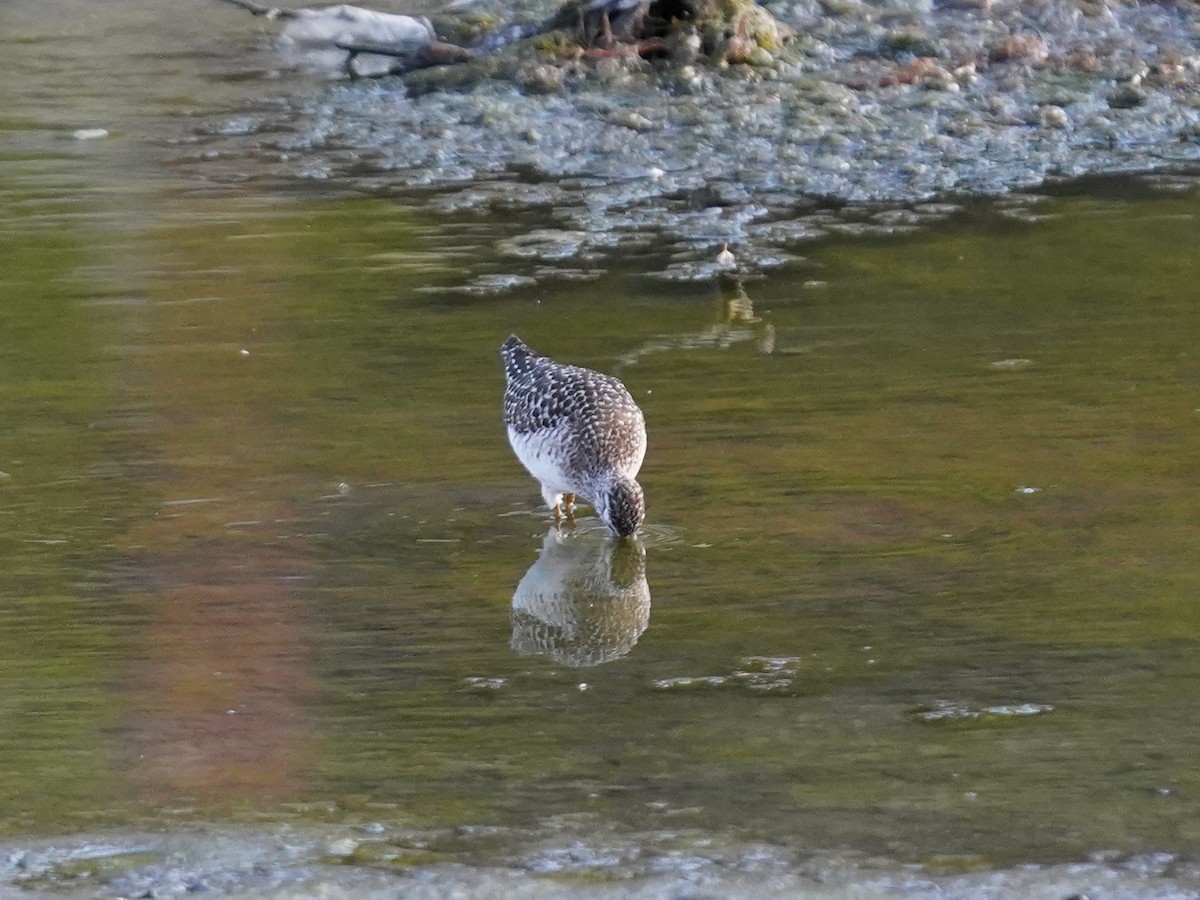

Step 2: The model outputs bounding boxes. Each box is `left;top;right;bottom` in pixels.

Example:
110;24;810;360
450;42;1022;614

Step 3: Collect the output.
335;38;472;58
335;38;424;57
214;0;476;77
336;38;474;79
212;0;299;20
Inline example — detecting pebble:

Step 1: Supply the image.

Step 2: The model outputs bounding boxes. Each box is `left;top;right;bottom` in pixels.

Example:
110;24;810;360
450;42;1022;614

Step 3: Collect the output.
325;838;358;858
1038;105;1070;129
1108;84;1148;109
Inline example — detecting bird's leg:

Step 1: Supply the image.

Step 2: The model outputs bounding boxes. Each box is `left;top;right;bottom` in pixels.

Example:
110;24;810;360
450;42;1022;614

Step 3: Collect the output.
552;500;576;529
544;486;568;524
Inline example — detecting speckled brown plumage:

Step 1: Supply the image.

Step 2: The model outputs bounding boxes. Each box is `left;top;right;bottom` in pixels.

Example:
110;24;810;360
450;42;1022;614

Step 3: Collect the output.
501;335;646;537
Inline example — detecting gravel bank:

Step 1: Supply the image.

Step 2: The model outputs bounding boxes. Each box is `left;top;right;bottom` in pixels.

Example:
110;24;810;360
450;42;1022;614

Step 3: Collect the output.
190;0;1200;279
6;824;1200;899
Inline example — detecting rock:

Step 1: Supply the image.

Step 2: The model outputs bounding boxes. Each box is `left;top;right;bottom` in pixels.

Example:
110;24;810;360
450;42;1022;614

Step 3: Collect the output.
516;62;565;92
1107;83;1147;109
878;28;940;61
987;33;1048;64
325;838;359;859
273;5;471;76
1038;105;1069;128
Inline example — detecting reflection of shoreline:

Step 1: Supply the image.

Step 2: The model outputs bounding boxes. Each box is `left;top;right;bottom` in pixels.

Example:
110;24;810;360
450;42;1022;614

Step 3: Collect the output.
511;527;650;668
616;279;775;373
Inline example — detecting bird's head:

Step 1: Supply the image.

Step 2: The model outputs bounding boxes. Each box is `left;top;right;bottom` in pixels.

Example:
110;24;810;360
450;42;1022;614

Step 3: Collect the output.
500;334;538;377
595;475;645;538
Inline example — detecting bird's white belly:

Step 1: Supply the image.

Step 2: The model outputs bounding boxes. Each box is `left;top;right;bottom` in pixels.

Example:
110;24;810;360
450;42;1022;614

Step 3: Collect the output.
508;426;579;495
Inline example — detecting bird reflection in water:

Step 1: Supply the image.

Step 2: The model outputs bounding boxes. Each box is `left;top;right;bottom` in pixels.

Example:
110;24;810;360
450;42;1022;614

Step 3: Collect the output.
511;526;650;668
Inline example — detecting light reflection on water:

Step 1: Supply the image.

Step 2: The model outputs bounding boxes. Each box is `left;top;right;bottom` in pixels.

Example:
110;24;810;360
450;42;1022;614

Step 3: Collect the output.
4;0;1200;883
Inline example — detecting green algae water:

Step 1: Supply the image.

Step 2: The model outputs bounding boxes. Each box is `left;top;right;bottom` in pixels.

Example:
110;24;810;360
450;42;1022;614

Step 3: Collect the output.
6;179;1200;869
4;0;1200;894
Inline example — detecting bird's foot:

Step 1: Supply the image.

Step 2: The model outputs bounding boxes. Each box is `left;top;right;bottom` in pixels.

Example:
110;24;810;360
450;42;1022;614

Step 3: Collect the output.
553;497;578;529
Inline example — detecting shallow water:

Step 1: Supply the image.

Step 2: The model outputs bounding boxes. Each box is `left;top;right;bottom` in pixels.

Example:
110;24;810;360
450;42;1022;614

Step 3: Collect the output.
3;0;1200;895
